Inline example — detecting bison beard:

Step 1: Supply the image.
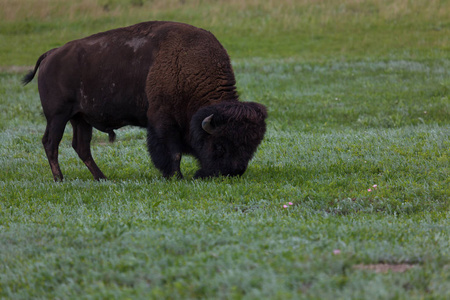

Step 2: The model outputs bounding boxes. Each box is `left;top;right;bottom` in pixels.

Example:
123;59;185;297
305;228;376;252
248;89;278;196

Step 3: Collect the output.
22;21;267;181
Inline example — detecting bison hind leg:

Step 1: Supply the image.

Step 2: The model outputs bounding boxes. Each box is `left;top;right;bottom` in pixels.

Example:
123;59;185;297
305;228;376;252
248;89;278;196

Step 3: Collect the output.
70;117;107;180
42;115;69;181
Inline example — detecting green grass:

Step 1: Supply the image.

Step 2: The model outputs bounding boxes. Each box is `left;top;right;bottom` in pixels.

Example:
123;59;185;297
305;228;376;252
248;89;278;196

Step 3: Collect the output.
1;0;450;299
1;0;449;65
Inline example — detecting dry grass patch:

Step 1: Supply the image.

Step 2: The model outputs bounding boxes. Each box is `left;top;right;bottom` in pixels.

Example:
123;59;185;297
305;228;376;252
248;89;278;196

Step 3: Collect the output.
353;263;416;273
1;0;447;23
0;66;32;73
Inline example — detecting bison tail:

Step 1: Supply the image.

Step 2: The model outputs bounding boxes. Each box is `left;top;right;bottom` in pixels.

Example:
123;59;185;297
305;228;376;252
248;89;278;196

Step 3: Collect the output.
22;71;36;85
22;48;58;85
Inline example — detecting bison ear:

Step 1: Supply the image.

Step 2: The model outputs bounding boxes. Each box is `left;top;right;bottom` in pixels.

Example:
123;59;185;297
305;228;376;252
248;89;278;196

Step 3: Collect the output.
202;114;216;135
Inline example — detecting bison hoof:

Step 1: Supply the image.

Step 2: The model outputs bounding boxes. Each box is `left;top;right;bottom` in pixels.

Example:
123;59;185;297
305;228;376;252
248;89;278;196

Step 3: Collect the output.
162;171;183;179
193;170;216;179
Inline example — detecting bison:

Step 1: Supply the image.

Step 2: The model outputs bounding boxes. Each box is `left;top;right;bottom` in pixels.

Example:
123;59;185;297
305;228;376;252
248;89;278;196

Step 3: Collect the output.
23;21;267;181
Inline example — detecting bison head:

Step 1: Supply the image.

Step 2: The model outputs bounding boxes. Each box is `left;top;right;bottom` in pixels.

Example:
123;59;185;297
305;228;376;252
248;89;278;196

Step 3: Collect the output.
190;101;267;178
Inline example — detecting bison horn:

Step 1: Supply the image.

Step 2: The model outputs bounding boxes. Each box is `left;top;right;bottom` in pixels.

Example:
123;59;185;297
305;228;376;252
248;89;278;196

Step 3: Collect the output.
201;114;216;135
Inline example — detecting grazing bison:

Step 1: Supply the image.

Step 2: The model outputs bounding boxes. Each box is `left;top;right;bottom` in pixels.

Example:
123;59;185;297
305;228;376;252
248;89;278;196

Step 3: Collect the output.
23;21;267;181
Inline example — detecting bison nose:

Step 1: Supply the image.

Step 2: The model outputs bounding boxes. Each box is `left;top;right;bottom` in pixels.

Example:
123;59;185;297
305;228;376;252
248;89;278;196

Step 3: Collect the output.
230;166;246;177
235;169;246;176
219;162;247;177
230;161;247;176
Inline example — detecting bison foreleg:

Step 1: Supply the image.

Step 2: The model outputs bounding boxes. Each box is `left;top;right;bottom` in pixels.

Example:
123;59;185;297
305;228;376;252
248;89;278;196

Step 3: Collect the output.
146;124;183;179
71;117;107;181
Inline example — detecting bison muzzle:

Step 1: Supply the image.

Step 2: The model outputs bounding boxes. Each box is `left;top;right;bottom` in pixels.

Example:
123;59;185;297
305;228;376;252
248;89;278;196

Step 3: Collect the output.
23;21;267;181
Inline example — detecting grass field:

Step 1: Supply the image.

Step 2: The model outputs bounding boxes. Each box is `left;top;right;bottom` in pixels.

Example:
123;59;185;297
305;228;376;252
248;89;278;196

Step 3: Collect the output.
1;0;449;298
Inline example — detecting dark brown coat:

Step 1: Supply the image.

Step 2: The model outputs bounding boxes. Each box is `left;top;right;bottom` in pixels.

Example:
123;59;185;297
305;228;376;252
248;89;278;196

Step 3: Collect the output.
23;21;267;180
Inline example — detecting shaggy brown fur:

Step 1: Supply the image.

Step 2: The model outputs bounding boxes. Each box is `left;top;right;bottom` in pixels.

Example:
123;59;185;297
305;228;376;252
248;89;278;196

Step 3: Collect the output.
23;21;267;181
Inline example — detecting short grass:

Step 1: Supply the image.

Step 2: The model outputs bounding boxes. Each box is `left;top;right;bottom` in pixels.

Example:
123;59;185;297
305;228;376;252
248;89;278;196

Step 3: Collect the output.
1;0;449;65
1;0;450;299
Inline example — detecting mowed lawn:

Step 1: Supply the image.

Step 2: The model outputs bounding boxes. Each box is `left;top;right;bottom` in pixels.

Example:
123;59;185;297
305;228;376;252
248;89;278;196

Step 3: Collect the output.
0;0;449;298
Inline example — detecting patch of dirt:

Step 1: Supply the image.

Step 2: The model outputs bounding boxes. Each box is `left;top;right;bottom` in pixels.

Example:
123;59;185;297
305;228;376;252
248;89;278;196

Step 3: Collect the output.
0;66;33;73
353;263;415;273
